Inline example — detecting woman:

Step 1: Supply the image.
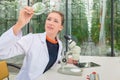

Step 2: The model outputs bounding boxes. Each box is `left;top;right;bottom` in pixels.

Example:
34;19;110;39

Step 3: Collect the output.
0;6;64;80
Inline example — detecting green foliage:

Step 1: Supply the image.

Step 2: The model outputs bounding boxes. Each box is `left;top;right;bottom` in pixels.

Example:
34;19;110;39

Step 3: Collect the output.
71;1;88;46
0;0;18;35
72;22;88;45
91;18;100;44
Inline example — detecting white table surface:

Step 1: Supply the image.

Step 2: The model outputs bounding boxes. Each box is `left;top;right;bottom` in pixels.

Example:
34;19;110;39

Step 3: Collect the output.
8;56;120;80
38;56;120;80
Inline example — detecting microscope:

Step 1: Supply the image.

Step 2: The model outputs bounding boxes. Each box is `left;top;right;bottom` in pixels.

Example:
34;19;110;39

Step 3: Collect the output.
57;35;82;76
62;35;81;64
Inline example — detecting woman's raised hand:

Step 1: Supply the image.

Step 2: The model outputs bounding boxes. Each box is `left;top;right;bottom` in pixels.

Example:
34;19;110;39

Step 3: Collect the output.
13;6;34;35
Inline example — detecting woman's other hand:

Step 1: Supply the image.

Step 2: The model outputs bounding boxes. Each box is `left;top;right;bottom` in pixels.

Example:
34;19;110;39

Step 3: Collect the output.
67;58;78;65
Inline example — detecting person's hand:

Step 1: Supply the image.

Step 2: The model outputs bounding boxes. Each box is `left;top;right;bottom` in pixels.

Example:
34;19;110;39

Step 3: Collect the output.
67;58;78;65
17;6;34;27
13;6;34;35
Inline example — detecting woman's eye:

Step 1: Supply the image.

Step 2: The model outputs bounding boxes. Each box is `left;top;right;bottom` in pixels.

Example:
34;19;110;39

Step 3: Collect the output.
54;20;58;23
47;18;59;23
47;18;51;21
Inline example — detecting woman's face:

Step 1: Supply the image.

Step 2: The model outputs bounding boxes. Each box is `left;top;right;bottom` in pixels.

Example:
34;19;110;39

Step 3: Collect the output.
45;12;63;36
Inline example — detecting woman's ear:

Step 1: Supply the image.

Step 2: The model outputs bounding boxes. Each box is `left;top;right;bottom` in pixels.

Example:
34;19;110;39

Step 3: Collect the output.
59;25;63;31
59;28;62;31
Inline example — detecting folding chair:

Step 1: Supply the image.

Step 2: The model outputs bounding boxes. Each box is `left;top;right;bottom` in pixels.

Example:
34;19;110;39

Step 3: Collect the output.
0;61;9;80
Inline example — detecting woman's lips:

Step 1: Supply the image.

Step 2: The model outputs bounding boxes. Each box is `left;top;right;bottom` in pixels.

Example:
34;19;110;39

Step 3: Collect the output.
47;26;53;30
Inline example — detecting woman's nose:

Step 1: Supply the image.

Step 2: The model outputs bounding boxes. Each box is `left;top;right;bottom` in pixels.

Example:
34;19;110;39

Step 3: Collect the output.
48;20;54;25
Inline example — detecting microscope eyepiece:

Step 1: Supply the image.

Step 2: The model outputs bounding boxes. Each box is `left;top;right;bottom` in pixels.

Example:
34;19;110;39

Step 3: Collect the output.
64;35;73;44
64;35;71;40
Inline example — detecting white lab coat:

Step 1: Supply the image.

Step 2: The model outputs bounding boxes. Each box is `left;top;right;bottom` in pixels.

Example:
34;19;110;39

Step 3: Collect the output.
0;28;63;80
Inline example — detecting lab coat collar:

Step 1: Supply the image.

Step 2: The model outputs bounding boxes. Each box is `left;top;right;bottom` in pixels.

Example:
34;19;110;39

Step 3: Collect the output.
40;32;61;44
